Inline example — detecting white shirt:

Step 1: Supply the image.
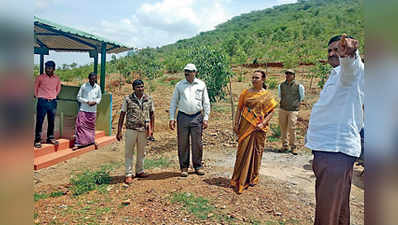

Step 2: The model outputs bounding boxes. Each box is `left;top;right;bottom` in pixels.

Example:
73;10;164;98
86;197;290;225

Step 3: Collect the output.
77;82;102;113
169;78;211;120
278;82;305;101
305;50;364;157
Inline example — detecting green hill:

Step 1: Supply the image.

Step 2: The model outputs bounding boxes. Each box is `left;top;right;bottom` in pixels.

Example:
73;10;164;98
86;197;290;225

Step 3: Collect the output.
52;0;363;81
158;0;363;65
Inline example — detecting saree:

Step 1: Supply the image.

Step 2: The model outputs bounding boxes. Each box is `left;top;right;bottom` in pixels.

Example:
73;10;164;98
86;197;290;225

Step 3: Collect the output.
230;89;278;193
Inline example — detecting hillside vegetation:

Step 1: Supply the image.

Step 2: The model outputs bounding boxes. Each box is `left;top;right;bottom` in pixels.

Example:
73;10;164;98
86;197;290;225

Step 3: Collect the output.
46;0;363;82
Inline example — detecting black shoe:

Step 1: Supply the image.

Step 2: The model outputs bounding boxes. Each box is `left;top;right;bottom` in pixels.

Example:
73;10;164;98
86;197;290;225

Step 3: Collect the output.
46;138;59;145
278;148;288;153
147;136;155;141
34;142;42;148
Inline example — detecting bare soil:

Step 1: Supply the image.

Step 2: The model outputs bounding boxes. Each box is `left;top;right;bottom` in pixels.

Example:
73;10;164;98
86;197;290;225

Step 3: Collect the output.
35;66;364;225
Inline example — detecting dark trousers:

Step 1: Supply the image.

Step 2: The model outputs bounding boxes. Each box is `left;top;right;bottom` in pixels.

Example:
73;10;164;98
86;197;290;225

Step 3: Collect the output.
177;111;203;170
312;151;356;225
35;98;57;142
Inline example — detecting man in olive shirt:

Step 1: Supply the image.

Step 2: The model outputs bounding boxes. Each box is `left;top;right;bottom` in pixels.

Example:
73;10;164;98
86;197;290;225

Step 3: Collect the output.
278;69;305;155
116;79;154;184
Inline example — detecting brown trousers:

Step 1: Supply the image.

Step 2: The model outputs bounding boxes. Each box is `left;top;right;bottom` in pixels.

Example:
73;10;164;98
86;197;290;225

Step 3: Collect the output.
312;151;356;225
278;108;298;149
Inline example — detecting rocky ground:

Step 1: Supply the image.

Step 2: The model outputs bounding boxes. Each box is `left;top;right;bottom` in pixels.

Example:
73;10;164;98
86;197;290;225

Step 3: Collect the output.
35;66;364;224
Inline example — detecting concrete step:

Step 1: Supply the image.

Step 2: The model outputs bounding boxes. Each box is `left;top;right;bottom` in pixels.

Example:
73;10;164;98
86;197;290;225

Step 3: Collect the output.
34;139;71;158
33;130;107;158
95;136;117;149
95;130;105;139
33;135;116;170
34;145;96;170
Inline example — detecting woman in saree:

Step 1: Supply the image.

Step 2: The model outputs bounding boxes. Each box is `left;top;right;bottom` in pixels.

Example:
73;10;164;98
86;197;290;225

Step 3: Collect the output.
231;70;278;194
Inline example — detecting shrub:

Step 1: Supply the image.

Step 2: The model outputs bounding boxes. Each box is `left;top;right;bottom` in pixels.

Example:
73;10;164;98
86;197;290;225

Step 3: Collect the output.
267;78;279;89
70;165;112;196
171;192;215;220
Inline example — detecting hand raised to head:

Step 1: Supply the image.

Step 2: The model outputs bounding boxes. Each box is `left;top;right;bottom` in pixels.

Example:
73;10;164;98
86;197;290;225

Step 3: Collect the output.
337;34;359;58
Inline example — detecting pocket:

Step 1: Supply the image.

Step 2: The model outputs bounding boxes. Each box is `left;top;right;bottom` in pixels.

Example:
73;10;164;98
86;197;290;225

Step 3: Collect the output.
194;89;203;100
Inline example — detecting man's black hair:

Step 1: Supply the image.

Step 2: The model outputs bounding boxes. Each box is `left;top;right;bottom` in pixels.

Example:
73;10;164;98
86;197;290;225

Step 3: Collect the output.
45;60;56;68
88;72;97;79
328;35;354;46
132;79;144;88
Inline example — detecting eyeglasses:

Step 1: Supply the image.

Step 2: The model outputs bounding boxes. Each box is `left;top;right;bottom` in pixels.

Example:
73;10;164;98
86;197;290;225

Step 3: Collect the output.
184;70;194;73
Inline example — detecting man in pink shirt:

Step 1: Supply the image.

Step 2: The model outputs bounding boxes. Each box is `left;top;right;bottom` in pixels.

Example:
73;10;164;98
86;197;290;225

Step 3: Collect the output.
34;61;61;148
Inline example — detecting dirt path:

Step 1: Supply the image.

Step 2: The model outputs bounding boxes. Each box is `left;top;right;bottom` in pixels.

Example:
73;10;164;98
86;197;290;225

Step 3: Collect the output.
35;67;363;224
34;129;364;225
206;147;364;225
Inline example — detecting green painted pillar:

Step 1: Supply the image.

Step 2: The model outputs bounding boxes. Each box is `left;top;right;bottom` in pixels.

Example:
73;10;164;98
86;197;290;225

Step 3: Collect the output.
94;54;98;74
89;50;98;74
40;54;44;74
59;112;64;137
100;42;107;93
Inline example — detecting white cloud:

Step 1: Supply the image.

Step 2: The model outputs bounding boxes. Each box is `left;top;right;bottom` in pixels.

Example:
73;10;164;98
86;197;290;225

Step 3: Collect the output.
81;0;231;48
35;0;63;13
36;0;52;10
276;0;297;5
35;0;298;65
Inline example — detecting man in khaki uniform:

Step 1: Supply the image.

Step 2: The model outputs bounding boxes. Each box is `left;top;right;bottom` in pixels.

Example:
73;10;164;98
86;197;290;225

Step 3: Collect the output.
278;69;305;155
117;79;154;184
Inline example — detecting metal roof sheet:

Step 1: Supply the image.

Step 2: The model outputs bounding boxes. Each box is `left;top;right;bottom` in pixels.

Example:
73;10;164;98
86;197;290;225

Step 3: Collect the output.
34;16;132;54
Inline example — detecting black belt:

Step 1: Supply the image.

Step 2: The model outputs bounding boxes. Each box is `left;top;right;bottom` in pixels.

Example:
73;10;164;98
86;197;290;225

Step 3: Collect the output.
38;97;56;102
178;111;201;117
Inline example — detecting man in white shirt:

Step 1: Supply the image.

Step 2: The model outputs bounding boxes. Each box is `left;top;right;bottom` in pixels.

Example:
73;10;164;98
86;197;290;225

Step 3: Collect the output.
305;35;364;225
278;69;305;155
73;73;102;150
169;63;210;177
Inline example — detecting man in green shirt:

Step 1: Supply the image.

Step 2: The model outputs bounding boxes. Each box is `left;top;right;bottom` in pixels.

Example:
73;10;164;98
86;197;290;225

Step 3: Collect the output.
278;69;305;155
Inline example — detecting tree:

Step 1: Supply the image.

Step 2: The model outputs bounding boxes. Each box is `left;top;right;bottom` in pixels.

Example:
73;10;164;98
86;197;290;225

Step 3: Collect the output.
232;47;248;82
134;48;163;93
70;62;77;69
116;59;129;90
283;55;299;69
189;46;233;103
310;62;331;89
33;64;40;76
62;64;69;70
222;37;239;58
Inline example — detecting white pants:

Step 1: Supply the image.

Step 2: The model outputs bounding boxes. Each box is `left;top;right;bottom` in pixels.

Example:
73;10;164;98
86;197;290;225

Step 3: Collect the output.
125;129;146;177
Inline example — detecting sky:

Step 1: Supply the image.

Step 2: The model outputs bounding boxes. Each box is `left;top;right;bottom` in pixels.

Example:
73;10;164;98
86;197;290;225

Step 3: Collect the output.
34;0;297;66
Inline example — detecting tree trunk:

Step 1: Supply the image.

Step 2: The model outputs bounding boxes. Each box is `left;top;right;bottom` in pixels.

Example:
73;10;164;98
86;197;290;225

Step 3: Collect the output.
119;73;122;92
